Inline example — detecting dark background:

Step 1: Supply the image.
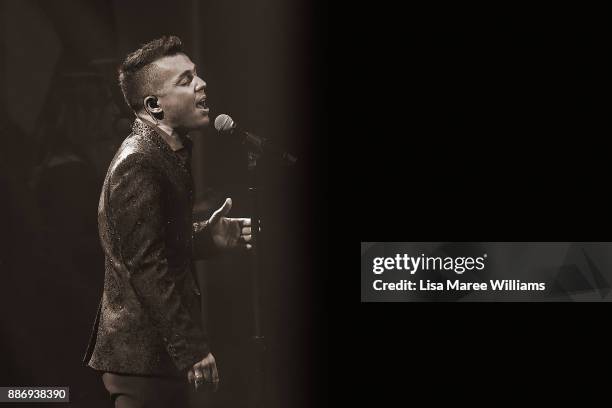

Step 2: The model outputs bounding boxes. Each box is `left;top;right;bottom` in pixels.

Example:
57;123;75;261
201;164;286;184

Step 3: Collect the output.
352;5;608;406
0;0;328;407
357;11;608;242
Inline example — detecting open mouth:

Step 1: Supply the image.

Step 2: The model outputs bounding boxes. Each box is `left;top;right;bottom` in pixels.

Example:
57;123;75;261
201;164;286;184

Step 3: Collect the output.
196;97;208;110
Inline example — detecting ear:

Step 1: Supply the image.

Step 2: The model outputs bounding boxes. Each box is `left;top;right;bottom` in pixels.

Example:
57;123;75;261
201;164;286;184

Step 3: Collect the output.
144;96;163;114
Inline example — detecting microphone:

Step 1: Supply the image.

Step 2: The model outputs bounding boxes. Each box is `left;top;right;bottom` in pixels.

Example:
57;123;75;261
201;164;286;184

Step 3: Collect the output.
214;114;297;165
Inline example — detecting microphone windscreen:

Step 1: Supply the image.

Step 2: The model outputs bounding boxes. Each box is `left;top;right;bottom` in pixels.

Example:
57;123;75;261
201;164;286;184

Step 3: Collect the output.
214;114;235;132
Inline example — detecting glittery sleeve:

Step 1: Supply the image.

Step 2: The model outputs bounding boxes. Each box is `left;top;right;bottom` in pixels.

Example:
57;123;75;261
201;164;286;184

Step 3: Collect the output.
108;153;209;372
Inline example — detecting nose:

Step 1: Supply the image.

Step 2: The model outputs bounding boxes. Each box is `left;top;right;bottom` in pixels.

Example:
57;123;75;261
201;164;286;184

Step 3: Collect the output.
195;76;206;93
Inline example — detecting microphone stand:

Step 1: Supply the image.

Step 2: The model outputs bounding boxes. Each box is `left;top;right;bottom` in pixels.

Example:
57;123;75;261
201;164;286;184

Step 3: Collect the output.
247;149;266;408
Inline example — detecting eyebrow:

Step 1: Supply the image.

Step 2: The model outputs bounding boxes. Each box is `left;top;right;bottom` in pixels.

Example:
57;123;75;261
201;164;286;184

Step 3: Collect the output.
175;65;196;84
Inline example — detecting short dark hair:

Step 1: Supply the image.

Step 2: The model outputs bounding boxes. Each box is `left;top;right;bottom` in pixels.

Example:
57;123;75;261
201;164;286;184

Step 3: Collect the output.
118;35;183;112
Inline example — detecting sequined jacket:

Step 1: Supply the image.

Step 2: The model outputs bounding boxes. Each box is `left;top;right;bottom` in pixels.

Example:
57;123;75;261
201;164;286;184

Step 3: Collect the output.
83;118;215;376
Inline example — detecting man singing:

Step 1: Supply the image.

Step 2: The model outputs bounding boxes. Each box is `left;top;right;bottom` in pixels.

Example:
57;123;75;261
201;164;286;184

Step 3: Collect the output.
83;35;252;407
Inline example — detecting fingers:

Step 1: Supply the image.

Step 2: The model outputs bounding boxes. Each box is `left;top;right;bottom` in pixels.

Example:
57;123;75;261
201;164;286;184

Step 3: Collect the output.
209;198;233;225
193;364;207;381
238;221;252;249
193;366;206;389
189;353;220;392
230;218;253;249
211;361;219;383
195;354;219;383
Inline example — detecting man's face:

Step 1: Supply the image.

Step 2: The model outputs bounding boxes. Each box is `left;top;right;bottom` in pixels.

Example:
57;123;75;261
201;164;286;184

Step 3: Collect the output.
151;53;209;132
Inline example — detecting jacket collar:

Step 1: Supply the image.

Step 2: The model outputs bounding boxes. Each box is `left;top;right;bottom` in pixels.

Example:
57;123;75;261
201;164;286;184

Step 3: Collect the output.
131;118;193;155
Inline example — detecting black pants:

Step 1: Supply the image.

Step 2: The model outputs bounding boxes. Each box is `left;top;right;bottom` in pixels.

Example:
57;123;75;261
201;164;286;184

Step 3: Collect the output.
102;372;211;408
